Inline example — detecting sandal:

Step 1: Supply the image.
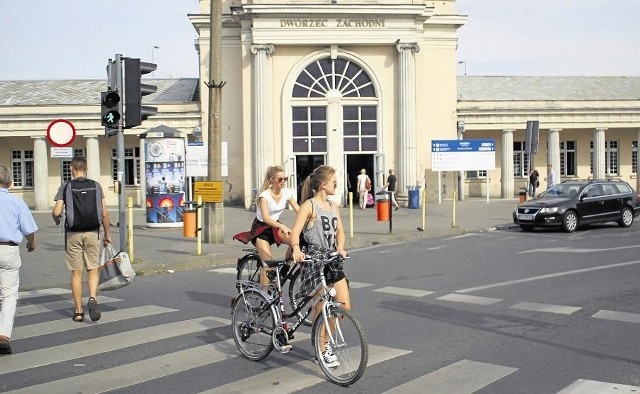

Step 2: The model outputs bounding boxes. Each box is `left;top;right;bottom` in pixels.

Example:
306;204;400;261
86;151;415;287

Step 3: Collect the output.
87;297;101;322
72;310;84;322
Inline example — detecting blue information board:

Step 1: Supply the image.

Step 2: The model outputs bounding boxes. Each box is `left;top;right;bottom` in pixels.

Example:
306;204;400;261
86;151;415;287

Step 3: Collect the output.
431;139;496;171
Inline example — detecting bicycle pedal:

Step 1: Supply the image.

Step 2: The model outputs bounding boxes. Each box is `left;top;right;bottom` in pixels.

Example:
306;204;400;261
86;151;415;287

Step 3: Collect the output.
279;344;293;354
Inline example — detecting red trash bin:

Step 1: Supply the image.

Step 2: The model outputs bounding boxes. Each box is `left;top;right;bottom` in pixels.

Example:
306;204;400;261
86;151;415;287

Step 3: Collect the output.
377;199;390;221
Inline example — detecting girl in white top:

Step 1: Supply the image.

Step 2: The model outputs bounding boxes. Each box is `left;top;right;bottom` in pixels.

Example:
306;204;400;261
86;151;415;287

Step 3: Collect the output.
356;168;369;209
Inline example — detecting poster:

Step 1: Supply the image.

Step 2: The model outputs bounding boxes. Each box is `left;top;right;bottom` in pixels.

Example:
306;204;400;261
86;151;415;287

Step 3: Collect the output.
144;138;186;227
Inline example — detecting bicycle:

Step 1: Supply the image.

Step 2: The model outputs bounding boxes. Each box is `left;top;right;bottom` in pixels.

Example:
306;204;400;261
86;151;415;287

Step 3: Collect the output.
231;253;368;386
236;248;311;326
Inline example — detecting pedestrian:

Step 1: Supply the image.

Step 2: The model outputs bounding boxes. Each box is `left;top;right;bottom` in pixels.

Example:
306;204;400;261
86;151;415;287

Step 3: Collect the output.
384;169;400;210
52;157;111;323
528;167;540;197
356;168;370;209
232;165;300;286
546;164;557;189
290;165;349;367
0;165;38;355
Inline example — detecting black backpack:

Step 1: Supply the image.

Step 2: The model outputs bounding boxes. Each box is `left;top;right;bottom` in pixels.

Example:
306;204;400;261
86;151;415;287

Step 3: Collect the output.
63;178;103;232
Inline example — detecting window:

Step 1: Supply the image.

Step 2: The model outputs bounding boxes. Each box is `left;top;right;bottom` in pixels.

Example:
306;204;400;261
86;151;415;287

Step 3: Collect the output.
112;148;141;185
11;150;34;188
513;141;530;177
292;107;327;153
61;149;86;182
560;141;576;176
633;141;637;175
466;170;487;178
292;58;375;98
343;105;377;151
590;140;619;176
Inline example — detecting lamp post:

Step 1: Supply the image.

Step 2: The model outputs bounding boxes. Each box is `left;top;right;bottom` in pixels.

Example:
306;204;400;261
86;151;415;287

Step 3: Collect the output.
458;61;467;75
151;46;160;77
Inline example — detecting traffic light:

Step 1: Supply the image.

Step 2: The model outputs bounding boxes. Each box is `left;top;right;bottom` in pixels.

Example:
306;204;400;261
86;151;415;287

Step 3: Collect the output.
124;58;157;128
101;91;121;127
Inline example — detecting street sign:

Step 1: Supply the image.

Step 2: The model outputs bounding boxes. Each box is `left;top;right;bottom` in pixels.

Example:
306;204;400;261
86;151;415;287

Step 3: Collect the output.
194;181;223;203
431;139;496;171
46;119;76;147
50;147;73;158
186;142;208;177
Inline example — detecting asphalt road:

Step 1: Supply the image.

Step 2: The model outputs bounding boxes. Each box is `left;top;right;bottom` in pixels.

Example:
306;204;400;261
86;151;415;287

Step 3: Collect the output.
3;222;640;393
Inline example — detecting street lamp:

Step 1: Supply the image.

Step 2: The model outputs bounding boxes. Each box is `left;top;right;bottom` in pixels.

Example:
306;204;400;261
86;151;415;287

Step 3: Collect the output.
151;46;160;77
458;61;467;76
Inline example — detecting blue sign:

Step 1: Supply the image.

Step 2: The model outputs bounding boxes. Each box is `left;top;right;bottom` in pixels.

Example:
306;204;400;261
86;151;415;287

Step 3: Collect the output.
431;139;496;171
432;139;495;152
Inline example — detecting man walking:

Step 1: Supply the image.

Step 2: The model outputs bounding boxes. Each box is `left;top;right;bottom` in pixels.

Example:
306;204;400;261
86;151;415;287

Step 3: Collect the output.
0;165;38;355
384;169;400;210
528;167;540;197
546;164;557;189
52;157;111;323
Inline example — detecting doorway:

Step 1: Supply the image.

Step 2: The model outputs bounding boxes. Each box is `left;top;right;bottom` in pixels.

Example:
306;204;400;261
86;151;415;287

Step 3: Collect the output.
345;154;374;205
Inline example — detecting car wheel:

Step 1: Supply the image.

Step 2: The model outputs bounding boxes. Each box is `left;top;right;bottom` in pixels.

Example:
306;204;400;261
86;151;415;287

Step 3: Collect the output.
618;206;634;228
562;210;578;233
520;225;534;232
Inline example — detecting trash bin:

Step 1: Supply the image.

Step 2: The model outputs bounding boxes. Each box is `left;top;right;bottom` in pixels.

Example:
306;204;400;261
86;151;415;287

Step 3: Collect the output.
183;201;197;238
518;188;527;203
377;200;390;221
407;186;421;209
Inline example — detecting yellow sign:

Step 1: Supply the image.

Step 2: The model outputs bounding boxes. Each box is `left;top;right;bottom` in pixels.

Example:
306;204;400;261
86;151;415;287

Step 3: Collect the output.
194;181;223;203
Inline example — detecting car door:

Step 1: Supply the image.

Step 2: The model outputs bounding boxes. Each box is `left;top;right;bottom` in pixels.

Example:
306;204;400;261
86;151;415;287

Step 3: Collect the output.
578;184;608;223
601;183;624;220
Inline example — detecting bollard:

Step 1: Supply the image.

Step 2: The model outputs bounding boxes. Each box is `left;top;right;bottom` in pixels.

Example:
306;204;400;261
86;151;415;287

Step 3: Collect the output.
196;195;202;256
127;197;134;262
348;192;354;239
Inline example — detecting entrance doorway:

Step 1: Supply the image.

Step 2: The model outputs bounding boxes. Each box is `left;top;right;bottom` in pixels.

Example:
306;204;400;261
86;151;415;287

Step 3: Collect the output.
346;154;374;205
295;155;325;201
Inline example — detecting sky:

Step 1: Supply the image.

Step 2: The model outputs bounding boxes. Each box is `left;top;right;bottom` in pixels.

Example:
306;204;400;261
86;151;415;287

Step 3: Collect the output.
1;0;639;80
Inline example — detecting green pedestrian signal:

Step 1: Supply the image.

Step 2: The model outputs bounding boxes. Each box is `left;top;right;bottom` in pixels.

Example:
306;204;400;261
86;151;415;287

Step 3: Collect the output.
101;91;121;127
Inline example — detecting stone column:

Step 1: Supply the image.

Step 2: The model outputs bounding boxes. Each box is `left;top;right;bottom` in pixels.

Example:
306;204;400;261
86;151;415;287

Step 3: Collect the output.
501;129;514;198
250;44;275;189
547;128;561;180
637;129;640;193
85;135;100;181
396;42;420;198
593;128;606;179
32;137;49;211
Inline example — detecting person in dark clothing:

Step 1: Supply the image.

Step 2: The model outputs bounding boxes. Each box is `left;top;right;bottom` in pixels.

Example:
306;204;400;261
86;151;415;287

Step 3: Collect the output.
529;167;540;197
384;169;400;210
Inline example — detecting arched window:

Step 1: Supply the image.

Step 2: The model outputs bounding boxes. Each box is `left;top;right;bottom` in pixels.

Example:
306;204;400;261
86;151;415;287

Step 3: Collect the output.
293;58;375;98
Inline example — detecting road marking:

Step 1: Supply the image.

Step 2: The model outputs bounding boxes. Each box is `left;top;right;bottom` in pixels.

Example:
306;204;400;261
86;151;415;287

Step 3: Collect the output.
14;305;178;339
200;344;411;393
518;244;640;255
510;302;581;315
445;233;478;240
16;296;122;317
209;267;237;274
592;310;640;324
382;359;517;394
349;281;373;289
0;316;229;375
18;288;71;300
456;259;640;293
556;379;640;393
373;286;434;297
437;293;502;305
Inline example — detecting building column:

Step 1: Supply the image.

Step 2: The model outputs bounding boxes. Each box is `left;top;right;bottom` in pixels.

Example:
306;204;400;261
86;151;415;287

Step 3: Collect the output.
637;129;640;193
547;128;561;179
250;44;275;189
501;129;514;198
32;137;49;211
593;128;606;179
396;42;420;198
85;135;100;181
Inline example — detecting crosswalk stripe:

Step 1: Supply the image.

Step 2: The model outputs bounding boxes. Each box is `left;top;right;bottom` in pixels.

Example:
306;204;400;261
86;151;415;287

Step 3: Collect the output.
18;288;71;300
199;344;411;393
592;310;640;324
373;286;434;297
556;379;640;393
349;281;373;289
382;359;517;394
209;267;238;274
437;293;502;305
16;296;122;317
510;302;581;315
0;316;230;376
6;333;312;394
14;305;178;339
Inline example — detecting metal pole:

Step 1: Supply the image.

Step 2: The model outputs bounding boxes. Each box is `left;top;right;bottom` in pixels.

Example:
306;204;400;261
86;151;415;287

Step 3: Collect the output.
203;0;225;243
115;53;126;252
127;197;133;261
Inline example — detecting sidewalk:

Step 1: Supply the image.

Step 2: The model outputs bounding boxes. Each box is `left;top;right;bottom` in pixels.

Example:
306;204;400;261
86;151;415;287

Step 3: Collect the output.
20;198;519;290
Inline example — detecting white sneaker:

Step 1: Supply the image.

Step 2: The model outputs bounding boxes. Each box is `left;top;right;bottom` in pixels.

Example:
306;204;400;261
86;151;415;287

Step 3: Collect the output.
321;342;340;367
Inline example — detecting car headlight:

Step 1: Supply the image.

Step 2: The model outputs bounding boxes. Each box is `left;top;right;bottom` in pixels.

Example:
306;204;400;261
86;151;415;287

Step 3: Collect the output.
540;207;558;214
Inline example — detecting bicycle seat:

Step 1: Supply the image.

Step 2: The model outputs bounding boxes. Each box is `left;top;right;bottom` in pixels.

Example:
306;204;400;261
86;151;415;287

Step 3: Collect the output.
263;259;287;268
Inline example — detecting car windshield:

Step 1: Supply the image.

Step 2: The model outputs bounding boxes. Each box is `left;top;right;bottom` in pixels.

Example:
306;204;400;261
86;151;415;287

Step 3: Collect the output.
538;184;582;198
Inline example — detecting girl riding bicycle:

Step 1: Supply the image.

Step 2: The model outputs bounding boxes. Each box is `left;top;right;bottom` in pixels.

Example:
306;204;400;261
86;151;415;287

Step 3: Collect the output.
290;165;350;367
233;166;300;286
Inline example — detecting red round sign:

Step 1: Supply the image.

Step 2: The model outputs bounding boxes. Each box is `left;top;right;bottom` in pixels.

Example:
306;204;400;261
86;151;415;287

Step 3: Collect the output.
46;119;76;147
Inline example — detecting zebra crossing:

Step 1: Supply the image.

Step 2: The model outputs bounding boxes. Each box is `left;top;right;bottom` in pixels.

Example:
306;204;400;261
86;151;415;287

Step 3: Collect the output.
2;287;639;393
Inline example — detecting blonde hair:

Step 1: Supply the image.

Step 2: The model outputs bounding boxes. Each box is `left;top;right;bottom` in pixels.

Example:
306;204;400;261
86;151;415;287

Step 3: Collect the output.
256;166;285;203
300;165;336;203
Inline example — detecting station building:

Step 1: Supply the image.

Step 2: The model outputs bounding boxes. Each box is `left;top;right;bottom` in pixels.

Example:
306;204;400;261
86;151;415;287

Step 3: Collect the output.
1;0;639;210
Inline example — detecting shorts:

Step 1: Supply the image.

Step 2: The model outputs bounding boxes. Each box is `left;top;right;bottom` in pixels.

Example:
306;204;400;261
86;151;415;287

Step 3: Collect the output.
65;231;100;271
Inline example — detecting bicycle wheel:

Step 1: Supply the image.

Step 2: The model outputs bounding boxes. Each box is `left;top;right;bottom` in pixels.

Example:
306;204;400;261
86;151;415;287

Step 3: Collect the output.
231;289;275;361
287;268;312;326
237;254;262;287
311;307;368;386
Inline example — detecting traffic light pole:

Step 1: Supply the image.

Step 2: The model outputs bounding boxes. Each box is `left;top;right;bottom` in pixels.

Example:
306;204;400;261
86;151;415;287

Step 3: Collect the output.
203;0;225;244
115;53;127;252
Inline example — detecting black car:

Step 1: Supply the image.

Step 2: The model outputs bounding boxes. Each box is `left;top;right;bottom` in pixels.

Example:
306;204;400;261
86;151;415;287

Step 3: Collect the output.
513;179;640;232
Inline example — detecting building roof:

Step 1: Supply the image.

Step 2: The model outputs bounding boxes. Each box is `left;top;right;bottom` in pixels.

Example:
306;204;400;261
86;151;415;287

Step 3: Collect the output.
457;76;640;101
0;78;199;106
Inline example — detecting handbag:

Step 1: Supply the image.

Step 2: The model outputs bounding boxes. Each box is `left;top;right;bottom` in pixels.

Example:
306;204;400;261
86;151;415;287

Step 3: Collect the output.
99;244;136;291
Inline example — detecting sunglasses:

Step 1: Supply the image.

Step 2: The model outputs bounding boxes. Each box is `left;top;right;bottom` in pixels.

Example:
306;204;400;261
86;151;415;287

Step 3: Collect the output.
274;176;288;182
